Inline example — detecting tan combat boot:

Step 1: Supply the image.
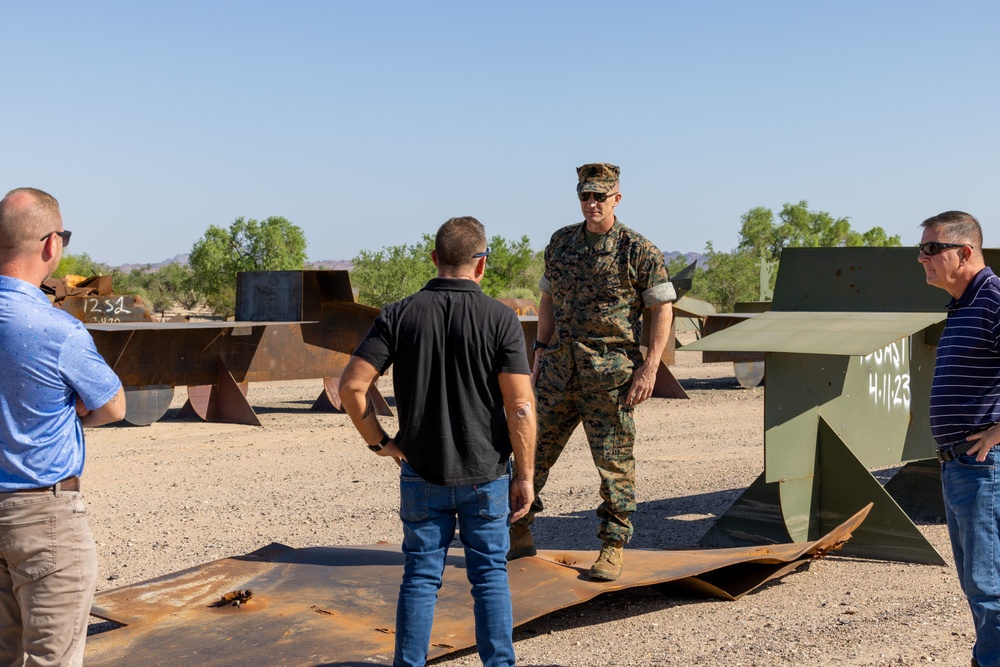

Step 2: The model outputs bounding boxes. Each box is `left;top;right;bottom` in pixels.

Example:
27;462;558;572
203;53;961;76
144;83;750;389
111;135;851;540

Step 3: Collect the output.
589;540;624;581
507;524;537;560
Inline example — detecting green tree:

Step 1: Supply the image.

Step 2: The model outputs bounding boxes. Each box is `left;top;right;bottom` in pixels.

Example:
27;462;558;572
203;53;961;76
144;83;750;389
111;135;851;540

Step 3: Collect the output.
54;253;107;279
698;243;759;312
189;216;308;317
350;236;436;308
111;266;152;304
351;234;544;308
700;201;901;311
480;235;536;299
155;263;202;310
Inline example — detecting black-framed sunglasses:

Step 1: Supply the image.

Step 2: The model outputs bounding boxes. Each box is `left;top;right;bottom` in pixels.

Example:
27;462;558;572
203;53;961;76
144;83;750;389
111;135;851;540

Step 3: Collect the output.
917;241;969;256
578;191;618;203
472;247;490;259
40;230;72;247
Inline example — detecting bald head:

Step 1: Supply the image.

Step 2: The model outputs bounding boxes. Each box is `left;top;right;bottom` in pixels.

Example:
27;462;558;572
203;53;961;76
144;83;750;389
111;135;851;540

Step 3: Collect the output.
0;188;66;284
0;188;62;256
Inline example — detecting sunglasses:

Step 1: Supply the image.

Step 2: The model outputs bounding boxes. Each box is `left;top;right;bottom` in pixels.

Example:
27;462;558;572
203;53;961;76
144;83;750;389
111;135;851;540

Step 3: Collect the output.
917;241;969;256
40;230;72;247
577;191;618;203
472;247;490;259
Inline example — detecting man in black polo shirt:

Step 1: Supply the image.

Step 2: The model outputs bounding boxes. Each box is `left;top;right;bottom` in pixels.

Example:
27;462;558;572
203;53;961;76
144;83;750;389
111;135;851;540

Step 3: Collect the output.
920;211;1000;667
339;216;536;667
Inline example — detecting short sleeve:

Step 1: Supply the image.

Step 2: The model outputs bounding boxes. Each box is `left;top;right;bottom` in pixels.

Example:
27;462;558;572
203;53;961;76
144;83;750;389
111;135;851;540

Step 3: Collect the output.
352;309;395;373
495;309;530;375
59;325;122;410
636;241;675;306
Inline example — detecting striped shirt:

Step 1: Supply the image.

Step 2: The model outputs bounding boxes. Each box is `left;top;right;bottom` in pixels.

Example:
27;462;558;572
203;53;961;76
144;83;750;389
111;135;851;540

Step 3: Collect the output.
929;267;1000;446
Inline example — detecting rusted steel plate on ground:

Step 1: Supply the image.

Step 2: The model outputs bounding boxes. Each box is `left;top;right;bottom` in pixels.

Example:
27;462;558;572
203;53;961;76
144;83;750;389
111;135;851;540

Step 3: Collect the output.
86;506;869;666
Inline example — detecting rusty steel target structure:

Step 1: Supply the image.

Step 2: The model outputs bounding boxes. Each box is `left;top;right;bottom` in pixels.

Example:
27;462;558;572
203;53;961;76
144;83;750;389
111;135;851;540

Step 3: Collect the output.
85;267;698;425
87;271;387;426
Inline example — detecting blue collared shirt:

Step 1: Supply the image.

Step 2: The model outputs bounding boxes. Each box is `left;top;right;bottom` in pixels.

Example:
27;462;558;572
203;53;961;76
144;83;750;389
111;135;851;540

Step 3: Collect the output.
929;267;1000;446
0;275;122;490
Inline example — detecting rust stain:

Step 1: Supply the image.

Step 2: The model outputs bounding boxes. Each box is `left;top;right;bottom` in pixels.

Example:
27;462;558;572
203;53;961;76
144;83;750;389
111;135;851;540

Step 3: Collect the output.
86;506;871;666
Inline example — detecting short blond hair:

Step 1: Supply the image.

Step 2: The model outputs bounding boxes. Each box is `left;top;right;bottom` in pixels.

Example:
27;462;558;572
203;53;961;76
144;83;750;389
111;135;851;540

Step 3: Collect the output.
0;188;61;254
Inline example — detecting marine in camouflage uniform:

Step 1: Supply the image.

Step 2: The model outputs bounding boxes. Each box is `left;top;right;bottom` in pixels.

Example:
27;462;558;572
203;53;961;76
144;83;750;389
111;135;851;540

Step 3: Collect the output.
510;163;675;581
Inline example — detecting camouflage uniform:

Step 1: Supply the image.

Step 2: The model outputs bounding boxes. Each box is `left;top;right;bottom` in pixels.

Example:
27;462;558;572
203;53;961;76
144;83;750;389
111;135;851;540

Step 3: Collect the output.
522;216;674;544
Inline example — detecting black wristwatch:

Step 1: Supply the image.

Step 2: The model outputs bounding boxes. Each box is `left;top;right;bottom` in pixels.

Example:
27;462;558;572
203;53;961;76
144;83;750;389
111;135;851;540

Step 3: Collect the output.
531;340;552;352
368;431;390;452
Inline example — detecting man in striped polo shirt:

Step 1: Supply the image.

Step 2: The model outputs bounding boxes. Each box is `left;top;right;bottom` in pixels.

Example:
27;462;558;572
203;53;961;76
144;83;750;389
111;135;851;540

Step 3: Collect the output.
922;210;1000;667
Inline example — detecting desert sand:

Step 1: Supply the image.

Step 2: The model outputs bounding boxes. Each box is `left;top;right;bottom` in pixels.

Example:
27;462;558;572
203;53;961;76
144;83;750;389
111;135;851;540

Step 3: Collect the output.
82;335;972;666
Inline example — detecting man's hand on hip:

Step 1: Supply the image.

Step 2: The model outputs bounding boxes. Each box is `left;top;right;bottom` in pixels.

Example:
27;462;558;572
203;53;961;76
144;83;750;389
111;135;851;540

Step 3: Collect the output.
376;440;406;467
966;425;1000;462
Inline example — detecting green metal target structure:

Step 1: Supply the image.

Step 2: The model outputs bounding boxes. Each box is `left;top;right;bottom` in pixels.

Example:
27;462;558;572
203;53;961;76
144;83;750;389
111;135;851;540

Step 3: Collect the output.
684;246;1000;564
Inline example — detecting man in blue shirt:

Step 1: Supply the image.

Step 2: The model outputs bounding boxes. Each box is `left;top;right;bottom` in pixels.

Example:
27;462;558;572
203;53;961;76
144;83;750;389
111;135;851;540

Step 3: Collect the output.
0;188;125;667
921;210;1000;667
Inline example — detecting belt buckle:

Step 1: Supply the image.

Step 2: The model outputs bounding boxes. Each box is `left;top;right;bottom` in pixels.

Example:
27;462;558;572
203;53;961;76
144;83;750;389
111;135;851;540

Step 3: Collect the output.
936;446;956;463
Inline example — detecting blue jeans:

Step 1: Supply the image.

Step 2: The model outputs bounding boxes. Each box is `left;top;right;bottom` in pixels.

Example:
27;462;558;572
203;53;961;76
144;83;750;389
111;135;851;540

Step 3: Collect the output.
394;461;514;667
943;450;1000;667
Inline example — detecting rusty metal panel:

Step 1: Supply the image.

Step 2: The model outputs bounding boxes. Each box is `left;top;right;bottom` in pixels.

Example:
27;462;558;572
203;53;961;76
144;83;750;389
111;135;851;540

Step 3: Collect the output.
497;298;539;316
83;271;385;425
236;270;360;322
60;295;154;323
86;314;370;388
86;506;869;666
236;271;305;322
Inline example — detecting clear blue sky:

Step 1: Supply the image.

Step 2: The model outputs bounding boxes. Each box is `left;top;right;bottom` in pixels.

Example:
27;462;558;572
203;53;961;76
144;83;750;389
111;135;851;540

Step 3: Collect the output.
3;1;998;266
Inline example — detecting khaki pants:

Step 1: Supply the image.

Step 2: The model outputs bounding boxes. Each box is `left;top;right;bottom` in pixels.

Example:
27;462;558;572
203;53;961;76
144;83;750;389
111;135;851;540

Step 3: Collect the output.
0;490;97;667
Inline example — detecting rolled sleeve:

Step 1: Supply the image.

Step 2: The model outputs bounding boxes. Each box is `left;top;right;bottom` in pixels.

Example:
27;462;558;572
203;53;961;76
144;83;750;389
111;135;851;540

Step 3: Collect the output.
643;281;677;306
539;274;552;295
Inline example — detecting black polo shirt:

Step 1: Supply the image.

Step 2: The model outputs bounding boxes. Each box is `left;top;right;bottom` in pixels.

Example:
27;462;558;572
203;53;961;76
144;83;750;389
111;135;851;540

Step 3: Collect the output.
352;278;530;486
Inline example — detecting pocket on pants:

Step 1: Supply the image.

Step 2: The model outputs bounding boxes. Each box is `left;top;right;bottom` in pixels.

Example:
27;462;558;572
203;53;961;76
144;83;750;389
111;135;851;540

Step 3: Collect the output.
399;473;431;523
0;515;57;580
476;478;510;521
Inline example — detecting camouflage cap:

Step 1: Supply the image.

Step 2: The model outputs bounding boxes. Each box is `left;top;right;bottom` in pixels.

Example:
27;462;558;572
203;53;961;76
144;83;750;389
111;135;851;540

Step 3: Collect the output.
576;163;620;193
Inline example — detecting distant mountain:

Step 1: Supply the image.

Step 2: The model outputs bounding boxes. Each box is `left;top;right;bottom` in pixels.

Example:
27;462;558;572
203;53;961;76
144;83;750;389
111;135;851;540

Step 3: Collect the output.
664;251;707;269
110;255;352;273
307;259;353;271
115;254;190;273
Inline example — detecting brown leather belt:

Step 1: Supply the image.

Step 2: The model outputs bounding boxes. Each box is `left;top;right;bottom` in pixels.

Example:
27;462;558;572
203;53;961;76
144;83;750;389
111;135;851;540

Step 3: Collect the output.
2;476;81;493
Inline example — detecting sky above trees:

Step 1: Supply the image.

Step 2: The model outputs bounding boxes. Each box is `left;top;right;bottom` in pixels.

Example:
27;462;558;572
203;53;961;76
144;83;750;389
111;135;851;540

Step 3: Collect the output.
5;2;999;266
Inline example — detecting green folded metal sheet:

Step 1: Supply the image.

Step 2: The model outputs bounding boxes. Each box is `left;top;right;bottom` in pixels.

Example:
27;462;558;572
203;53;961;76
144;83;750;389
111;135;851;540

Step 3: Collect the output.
680;310;945;356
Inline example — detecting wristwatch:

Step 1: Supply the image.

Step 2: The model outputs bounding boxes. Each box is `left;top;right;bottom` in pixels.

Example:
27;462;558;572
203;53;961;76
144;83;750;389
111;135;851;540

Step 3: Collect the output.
368;432;390;452
531;340;552;352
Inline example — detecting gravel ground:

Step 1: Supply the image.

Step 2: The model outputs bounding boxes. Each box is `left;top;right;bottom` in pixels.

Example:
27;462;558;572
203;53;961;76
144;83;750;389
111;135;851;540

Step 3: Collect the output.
82;338;973;666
